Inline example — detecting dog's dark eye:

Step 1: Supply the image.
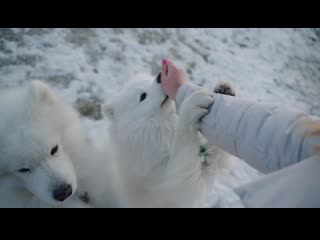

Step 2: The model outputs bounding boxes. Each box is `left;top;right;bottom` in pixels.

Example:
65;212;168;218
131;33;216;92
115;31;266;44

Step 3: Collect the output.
140;93;147;102
18;168;31;173
50;145;58;156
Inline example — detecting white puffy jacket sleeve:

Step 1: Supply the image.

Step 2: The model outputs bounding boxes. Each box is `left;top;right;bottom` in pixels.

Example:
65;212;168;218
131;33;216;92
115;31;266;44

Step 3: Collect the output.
176;83;320;174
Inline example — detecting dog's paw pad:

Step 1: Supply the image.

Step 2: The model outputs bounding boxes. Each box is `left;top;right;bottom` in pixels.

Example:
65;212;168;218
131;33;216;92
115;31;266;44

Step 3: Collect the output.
214;82;236;96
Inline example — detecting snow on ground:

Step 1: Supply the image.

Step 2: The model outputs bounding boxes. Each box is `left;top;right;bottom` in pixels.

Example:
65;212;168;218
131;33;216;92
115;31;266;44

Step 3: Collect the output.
1;28;320;207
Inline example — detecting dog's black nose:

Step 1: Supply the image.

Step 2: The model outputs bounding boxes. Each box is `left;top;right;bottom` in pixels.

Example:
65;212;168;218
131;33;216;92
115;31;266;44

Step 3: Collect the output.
53;184;73;202
156;72;161;84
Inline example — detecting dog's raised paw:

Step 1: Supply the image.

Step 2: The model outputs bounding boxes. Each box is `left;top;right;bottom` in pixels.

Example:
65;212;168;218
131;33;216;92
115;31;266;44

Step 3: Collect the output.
179;90;214;131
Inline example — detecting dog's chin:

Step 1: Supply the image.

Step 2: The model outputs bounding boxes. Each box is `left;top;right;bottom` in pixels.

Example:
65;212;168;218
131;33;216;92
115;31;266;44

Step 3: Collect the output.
31;195;62;206
30;189;73;206
160;95;169;108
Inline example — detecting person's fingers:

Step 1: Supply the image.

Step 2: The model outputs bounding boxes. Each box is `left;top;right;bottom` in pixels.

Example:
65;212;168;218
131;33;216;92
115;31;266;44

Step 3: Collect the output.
166;59;177;75
161;59;168;81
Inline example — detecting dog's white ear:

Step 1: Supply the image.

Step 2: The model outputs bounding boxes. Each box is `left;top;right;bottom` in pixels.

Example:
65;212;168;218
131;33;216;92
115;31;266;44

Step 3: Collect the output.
103;104;115;119
28;80;55;105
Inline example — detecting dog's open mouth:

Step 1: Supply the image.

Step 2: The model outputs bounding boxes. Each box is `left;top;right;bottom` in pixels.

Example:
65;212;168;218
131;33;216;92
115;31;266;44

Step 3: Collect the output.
161;95;169;108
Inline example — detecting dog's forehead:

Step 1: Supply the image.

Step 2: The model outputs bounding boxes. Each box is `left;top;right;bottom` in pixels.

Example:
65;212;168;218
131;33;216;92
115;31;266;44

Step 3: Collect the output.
23;126;58;151
116;80;150;99
127;79;151;90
